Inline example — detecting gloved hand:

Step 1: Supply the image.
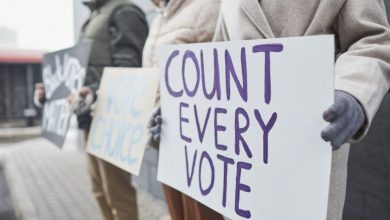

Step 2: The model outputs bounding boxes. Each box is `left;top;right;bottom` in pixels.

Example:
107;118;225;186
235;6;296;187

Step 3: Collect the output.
67;87;94;115
33;83;46;107
147;106;162;149
321;90;365;150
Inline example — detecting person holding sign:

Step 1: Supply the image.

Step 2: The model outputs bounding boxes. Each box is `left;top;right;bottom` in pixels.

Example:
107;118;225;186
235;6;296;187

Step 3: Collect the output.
69;1;148;219
208;0;390;219
35;0;148;219
143;0;224;220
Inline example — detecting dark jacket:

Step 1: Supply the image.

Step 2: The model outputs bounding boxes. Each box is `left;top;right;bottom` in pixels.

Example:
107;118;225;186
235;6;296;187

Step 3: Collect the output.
78;0;148;129
386;0;390;23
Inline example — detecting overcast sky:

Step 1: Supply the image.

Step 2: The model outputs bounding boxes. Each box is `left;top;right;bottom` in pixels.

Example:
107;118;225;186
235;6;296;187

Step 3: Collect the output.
0;0;74;51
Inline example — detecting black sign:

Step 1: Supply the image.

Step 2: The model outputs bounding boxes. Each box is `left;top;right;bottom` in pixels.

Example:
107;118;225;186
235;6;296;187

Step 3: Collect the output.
41;42;91;147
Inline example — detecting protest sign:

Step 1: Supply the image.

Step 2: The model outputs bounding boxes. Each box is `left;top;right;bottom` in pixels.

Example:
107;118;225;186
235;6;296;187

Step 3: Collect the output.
87;67;159;175
157;35;334;219
41;42;91;147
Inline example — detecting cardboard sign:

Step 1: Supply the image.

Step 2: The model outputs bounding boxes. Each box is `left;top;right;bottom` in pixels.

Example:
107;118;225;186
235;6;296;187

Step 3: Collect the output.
41;42;91;147
87;67;159;175
157;35;334;219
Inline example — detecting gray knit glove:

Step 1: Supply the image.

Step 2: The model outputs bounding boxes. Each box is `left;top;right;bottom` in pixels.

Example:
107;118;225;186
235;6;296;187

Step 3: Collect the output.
147;106;162;149
321;90;365;150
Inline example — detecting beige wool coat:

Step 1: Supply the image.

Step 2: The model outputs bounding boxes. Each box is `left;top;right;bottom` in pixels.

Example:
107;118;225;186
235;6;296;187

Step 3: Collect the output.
214;0;390;138
142;0;221;68
214;0;390;219
143;0;221;104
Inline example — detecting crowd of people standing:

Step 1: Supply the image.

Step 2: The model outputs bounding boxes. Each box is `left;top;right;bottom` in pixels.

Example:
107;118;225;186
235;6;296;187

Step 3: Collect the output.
34;0;390;219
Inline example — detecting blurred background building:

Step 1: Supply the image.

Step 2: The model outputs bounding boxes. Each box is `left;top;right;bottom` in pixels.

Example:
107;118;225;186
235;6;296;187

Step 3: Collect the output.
0;0;155;129
0;27;18;49
0;50;44;128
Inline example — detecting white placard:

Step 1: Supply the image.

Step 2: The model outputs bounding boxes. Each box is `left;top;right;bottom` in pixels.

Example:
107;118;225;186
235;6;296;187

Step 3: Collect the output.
157;35;334;219
87;67;159;175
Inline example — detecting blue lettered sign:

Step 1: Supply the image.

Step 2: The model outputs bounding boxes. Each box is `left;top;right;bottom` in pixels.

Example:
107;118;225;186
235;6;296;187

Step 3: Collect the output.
87;67;159;175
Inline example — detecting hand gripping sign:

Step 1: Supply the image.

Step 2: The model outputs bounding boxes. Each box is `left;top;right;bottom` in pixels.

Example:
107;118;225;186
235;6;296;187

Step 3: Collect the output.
41;42;91;147
87;67;159;175
157;36;334;220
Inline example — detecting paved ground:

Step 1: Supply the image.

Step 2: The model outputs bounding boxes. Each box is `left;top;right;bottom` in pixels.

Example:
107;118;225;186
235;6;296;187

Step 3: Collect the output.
0;126;41;145
0;162;15;220
0;138;169;220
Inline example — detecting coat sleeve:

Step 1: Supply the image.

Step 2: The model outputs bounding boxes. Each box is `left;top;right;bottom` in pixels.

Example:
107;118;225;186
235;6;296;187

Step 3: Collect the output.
109;4;149;67
334;0;390;141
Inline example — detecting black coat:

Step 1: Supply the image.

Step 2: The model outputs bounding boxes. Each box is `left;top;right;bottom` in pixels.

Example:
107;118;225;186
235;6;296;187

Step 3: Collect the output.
386;0;390;23
77;2;148;129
